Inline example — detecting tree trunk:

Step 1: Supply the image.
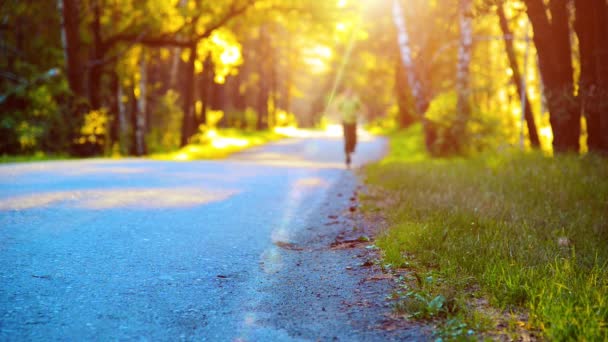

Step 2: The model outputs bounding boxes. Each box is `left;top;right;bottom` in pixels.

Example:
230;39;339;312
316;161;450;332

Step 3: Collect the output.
170;48;182;89
116;77;129;155
392;0;427;114
233;70;246;113
57;0;85;99
394;55;416;128
269;45;278;128
110;73;119;148
256;26;269;131
180;43;197;147
497;4;540;148
135;52;147;156
256;75;269;130
197;56;212;128
129;83;137;155
452;0;473;151
282;36;294;117
393;0;441;153
526;0;580;153
88;0;103;110
575;0;608;154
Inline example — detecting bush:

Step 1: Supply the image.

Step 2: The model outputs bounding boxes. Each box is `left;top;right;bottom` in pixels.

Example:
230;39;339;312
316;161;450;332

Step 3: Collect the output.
1;81;72;155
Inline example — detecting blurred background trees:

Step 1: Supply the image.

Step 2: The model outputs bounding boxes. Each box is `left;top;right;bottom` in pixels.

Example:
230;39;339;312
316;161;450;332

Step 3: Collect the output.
1;0;606;157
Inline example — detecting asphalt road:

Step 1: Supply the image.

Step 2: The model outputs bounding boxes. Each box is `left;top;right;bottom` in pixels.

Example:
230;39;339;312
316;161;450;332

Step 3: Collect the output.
0;129;428;341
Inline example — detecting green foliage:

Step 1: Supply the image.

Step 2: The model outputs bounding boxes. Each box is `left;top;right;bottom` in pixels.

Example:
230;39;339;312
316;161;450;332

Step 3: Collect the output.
397;291;448;319
436;317;476;341
425;91;505;156
147;90;183;153
365;126;608;340
0;0;72;156
1;82;72;154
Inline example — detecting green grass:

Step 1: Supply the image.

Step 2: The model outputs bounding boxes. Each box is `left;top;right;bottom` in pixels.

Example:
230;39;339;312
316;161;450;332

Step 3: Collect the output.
363;124;608;340
0;152;70;164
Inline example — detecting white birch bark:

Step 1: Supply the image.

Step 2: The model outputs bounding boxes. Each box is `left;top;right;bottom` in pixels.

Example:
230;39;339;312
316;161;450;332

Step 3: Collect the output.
135;51;147;156
57;0;68;66
392;0;426;114
456;0;473;122
170;48;181;88
117;81;128;153
170;0;188;88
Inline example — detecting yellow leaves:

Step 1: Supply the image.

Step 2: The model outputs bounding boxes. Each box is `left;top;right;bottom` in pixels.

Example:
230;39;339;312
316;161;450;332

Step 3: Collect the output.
181;49;190;63
207;110;224;127
187;0;197;11
116;46;144;86
219;45;241;66
159;48;172;61
196;28;243;84
195;60;204;73
78;109;109;145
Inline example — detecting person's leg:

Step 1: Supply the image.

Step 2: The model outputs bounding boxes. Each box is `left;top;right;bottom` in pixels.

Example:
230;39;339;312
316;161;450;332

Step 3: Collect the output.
351;123;357;153
343;122;352;166
345;124;356;153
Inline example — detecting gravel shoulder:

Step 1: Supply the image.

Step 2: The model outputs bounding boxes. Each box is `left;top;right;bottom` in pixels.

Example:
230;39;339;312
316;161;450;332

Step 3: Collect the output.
234;169;431;341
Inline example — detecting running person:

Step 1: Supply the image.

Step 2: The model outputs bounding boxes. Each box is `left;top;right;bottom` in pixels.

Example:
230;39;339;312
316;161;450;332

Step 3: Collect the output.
338;88;361;168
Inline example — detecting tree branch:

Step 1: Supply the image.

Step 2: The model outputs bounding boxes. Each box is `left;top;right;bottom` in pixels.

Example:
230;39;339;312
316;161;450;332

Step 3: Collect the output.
106;0;256;48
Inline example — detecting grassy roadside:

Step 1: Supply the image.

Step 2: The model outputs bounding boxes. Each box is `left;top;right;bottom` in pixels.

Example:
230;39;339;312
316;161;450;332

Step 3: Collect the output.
0;153;71;164
1;129;286;164
362;124;608;340
151;129;285;161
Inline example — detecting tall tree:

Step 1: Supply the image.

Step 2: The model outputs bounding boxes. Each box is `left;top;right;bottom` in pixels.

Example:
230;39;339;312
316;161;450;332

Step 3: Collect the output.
57;0;85;100
256;25;270;130
575;0;608;154
134;50;147;155
394;54;416;128
497;3;540;148
452;0;474;151
180;43;197;146
392;0;428;115
525;0;579;153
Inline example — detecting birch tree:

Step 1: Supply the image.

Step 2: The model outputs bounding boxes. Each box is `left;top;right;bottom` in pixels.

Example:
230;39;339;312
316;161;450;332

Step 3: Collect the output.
135;51;147;156
392;0;427;115
496;3;540;148
452;0;473;150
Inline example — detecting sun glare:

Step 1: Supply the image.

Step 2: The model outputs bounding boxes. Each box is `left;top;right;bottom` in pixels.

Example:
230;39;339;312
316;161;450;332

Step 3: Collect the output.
302;44;333;74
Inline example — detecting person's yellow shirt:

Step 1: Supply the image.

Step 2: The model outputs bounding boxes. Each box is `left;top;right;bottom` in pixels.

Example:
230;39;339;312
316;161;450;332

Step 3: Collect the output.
339;96;360;124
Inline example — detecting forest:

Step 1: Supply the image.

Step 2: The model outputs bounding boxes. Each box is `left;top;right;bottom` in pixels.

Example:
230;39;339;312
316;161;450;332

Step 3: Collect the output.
1;0;607;158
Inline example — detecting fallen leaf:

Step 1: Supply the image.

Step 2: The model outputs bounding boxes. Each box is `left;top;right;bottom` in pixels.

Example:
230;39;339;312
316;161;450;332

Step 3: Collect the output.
364;274;393;281
274;241;305;251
